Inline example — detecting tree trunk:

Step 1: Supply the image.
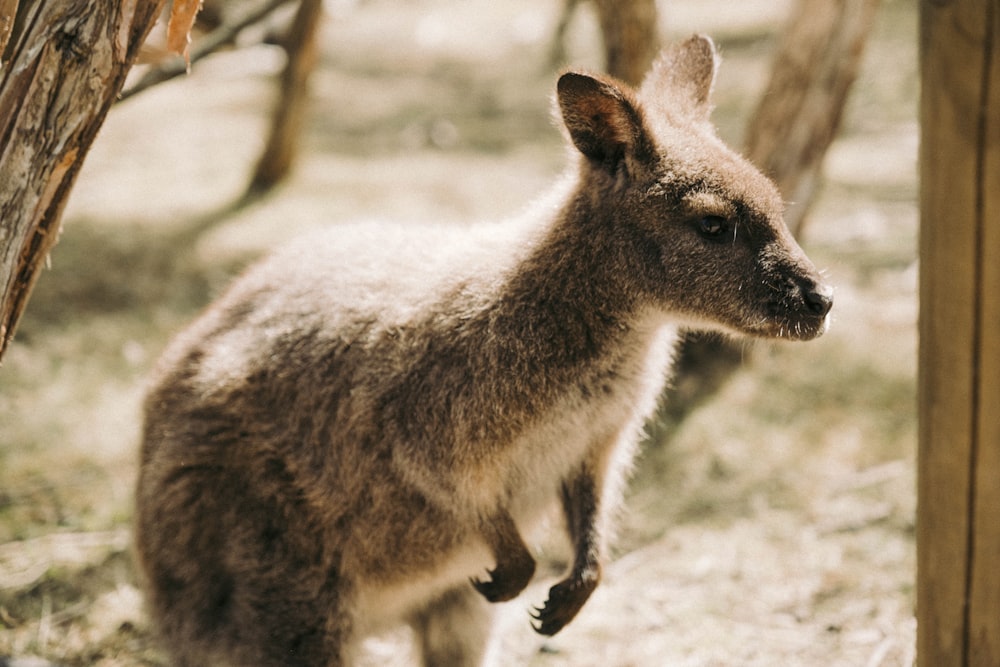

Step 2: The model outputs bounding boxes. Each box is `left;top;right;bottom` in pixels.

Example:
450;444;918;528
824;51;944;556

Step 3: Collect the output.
0;0;166;362
548;0;659;86
744;0;880;238
0;0;19;59
248;0;323;193
592;0;658;86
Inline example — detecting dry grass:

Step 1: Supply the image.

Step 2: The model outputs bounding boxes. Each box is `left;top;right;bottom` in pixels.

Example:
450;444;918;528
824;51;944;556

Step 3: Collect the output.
1;0;917;664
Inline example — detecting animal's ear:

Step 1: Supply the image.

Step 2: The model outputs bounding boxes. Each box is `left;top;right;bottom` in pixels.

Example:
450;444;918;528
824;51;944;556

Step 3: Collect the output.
557;72;649;170
639;34;719;121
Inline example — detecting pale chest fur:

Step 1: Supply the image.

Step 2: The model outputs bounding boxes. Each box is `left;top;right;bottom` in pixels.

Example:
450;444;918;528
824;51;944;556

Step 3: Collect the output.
463;317;679;521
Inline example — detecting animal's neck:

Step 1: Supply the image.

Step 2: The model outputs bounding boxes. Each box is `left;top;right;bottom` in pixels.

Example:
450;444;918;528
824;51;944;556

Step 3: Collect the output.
375;181;672;472
484;185;646;380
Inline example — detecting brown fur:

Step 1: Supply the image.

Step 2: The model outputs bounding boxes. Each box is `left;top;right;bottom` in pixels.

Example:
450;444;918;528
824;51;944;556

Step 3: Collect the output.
134;35;832;667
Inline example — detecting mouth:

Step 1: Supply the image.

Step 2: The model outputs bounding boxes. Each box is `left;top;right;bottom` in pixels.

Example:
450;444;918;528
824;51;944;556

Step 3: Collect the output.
753;280;833;341
775;316;830;341
750;310;831;341
675;287;833;341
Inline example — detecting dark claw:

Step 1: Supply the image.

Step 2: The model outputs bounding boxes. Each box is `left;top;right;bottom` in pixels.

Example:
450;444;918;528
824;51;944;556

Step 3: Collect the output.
529;573;599;636
470;561;534;603
470;572;507;602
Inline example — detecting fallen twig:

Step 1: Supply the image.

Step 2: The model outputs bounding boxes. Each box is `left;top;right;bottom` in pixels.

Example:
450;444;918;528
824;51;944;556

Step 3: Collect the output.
0;529;129;591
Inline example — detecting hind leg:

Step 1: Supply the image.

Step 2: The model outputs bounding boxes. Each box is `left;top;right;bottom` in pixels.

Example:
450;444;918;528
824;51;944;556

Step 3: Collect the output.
137;461;351;667
410;586;498;667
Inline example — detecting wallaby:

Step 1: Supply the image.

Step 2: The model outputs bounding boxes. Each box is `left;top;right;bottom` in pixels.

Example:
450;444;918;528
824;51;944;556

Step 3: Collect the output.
135;35;832;667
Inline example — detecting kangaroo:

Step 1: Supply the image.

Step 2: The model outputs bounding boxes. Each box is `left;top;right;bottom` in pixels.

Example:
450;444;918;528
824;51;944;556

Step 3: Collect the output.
134;35;832;667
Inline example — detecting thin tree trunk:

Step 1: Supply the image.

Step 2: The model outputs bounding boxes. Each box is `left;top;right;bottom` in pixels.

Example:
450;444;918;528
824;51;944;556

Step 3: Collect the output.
592;0;658;86
548;0;581;69
0;0;166;361
0;0;19;59
248;0;323;193
744;0;880;238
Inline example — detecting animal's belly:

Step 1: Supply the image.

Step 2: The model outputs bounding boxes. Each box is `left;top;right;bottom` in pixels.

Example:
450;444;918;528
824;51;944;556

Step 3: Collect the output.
351;539;492;632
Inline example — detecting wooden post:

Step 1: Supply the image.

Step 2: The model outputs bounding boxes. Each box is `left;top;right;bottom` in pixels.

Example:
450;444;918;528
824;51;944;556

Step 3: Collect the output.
918;1;1000;665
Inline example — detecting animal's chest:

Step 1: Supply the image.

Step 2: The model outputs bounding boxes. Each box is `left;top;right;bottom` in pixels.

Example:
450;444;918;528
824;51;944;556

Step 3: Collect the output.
498;323;679;518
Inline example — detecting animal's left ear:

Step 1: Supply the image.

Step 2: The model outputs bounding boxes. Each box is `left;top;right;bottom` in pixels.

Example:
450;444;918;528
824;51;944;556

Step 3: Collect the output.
639;34;719;122
557;72;651;172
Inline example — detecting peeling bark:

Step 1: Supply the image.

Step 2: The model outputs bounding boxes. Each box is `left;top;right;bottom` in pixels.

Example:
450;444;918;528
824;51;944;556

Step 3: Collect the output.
0;0;166;361
0;0;20;60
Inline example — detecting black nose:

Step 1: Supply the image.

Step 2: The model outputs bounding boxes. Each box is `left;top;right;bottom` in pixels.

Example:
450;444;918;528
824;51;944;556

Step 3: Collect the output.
804;284;834;317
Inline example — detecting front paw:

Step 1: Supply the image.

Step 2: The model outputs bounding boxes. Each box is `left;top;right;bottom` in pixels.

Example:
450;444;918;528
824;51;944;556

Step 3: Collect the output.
470;555;536;603
530;570;599;636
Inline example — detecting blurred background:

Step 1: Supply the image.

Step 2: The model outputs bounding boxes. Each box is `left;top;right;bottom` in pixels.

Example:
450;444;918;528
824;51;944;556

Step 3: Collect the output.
0;0;916;664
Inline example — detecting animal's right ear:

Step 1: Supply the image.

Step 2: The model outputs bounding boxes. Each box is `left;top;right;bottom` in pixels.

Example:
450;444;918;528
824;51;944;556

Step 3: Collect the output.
639;34;719;122
557;72;649;171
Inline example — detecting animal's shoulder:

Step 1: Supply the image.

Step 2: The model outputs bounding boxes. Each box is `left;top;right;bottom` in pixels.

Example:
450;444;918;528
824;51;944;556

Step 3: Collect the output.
250;220;530;312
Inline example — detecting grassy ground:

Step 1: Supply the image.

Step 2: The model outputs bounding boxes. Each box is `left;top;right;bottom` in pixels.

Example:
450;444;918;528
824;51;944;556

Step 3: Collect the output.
1;0;917;664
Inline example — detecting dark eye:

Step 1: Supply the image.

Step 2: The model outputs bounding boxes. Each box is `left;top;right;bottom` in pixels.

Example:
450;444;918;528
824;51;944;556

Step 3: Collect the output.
697;215;729;239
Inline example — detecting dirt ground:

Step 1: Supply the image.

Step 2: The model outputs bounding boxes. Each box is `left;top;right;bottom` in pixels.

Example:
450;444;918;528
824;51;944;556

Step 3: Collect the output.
0;0;917;665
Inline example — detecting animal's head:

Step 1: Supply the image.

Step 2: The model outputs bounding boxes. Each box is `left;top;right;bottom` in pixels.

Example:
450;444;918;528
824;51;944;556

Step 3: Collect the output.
556;35;832;341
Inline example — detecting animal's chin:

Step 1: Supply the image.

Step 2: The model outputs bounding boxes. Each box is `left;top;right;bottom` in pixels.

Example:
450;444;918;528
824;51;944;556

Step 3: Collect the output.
676;310;830;341
746;314;830;341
